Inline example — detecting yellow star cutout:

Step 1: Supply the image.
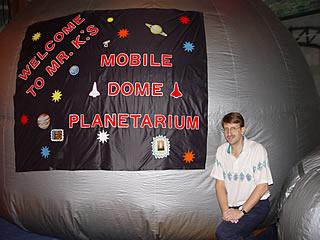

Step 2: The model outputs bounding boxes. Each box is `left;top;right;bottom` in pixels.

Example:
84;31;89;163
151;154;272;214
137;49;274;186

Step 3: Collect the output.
32;32;41;41
51;90;62;102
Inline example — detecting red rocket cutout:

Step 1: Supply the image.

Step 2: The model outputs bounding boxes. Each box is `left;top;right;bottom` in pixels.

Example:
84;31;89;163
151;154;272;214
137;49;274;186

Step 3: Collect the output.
170;82;183;98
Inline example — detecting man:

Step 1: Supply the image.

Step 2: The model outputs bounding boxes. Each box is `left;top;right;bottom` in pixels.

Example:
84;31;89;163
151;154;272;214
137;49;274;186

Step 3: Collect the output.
211;112;273;239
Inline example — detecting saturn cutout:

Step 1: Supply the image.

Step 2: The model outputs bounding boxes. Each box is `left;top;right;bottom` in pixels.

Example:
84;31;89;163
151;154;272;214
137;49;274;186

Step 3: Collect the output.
145;23;167;36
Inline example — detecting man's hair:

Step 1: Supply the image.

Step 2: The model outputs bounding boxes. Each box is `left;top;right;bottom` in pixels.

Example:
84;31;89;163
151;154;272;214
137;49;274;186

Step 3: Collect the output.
221;112;245;128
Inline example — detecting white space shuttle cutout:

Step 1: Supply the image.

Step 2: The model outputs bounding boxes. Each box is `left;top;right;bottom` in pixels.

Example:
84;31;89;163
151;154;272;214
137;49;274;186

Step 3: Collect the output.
89;82;100;98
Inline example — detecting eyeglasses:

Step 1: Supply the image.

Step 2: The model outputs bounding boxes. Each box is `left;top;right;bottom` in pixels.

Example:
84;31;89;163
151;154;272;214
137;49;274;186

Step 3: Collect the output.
222;126;241;133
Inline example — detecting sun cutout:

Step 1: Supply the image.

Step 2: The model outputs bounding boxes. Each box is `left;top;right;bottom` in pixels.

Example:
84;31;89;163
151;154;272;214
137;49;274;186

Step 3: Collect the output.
51;90;62;102
179;16;190;24
20;114;29;125
183;150;195;164
118;28;129;38
97;130;110;144
32;32;41;41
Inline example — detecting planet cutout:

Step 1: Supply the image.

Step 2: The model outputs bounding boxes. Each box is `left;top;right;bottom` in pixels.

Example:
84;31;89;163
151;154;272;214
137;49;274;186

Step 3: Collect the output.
37;113;50;130
69;65;79;75
145;23;167;36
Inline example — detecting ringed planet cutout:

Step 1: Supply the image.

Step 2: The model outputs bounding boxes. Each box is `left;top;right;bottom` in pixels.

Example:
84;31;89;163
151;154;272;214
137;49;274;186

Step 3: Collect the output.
145;23;167;37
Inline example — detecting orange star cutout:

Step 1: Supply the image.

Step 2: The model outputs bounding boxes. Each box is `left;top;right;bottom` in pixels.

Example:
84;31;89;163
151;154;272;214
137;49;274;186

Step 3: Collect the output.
183;150;195;164
179;16;190;24
118;28;129;38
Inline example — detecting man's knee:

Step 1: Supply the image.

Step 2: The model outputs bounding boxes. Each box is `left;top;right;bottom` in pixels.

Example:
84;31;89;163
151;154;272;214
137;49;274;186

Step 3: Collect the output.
216;228;226;240
215;226;224;240
216;222;233;240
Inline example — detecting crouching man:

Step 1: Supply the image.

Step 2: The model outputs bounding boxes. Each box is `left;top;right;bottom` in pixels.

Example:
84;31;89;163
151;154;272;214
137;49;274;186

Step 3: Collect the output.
211;112;273;239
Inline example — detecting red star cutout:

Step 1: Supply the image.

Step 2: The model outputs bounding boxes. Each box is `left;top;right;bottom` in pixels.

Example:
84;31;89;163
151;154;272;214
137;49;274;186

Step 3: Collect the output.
20;114;29;125
179;16;190;24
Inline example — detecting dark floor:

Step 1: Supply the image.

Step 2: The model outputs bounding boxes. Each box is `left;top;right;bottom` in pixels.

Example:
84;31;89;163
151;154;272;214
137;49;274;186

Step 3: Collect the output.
0;217;58;240
0;215;278;240
255;224;278;240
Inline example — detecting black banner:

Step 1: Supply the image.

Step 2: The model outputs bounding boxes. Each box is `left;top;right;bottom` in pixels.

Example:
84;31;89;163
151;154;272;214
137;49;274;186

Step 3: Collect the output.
14;9;208;171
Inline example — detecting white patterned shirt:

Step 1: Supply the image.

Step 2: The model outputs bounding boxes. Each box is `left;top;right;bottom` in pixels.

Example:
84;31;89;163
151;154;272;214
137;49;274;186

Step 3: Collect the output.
211;137;273;207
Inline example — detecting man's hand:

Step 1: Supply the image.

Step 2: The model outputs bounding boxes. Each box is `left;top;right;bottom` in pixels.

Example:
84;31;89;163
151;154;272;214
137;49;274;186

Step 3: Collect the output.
222;208;244;223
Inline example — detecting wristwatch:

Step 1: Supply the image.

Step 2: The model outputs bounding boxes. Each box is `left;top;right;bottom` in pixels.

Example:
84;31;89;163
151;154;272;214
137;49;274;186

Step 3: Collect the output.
238;205;247;215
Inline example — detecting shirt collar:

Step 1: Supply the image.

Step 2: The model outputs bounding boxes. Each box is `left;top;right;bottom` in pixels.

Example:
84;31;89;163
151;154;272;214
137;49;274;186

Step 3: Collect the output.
227;135;245;154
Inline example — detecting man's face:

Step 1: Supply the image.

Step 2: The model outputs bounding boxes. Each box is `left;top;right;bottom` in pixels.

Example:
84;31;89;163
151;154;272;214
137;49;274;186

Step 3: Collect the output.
223;122;245;146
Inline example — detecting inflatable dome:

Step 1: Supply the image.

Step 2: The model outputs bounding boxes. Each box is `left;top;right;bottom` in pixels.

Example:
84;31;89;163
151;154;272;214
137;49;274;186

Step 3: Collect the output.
1;0;319;239
278;145;320;240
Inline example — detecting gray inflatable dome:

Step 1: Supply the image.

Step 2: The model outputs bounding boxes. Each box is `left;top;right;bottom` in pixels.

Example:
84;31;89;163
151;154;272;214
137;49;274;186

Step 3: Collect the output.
1;0;319;239
278;146;320;240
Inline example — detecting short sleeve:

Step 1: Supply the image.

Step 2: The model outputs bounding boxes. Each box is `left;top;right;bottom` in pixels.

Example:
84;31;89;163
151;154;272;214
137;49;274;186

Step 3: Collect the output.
253;145;273;185
210;150;224;181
